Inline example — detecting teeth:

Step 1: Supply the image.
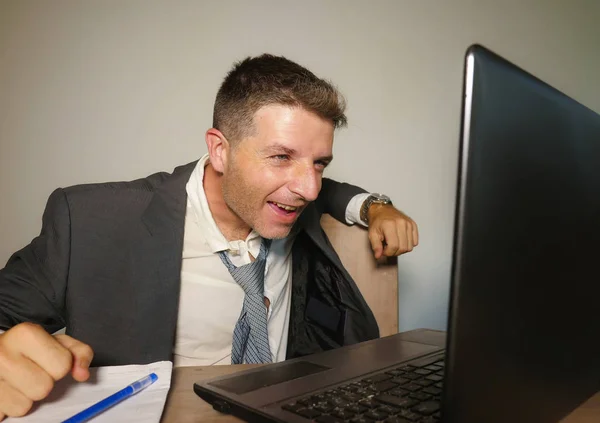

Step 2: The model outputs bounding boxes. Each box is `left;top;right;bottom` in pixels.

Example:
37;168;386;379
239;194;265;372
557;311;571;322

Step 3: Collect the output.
274;202;297;211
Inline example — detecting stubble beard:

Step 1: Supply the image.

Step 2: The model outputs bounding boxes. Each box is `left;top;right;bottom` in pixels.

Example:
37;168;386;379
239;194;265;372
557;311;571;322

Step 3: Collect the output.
222;176;295;240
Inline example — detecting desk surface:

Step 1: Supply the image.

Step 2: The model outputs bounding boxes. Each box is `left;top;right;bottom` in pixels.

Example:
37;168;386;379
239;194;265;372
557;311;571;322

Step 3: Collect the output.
161;330;600;423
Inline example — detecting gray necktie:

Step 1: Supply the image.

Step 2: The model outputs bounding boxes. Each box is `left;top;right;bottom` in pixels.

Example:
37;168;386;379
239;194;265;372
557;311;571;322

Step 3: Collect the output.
218;239;272;364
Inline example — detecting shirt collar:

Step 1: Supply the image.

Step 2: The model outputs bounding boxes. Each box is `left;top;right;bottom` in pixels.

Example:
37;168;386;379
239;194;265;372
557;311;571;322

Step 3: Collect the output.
185;154;262;256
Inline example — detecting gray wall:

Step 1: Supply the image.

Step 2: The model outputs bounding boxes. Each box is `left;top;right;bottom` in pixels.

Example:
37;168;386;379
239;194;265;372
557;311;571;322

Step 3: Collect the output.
1;0;599;332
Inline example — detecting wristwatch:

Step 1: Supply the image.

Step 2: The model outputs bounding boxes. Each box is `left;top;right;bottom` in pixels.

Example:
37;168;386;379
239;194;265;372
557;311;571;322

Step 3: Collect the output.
360;193;392;225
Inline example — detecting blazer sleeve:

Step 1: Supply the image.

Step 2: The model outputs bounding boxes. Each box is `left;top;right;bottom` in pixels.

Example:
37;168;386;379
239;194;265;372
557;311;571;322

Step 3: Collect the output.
0;188;69;333
316;177;368;223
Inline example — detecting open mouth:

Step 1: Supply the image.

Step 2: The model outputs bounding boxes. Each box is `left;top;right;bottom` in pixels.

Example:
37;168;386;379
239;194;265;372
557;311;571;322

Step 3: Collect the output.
268;201;299;215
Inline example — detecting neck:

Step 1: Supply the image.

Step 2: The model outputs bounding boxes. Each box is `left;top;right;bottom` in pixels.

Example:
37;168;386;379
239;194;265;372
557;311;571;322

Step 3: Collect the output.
203;162;252;241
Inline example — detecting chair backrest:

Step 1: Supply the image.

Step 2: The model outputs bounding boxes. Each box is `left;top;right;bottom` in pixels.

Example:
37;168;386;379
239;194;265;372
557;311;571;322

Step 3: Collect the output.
320;214;399;337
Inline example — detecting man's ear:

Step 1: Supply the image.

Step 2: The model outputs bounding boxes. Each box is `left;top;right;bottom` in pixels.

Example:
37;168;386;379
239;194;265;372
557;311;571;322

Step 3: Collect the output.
205;128;229;173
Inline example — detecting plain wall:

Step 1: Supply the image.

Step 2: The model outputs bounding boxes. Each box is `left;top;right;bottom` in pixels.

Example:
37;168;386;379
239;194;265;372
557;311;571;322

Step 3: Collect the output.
1;0;599;332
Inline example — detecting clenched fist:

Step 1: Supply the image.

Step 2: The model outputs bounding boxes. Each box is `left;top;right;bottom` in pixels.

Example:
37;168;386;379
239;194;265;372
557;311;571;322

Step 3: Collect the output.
367;204;419;259
0;323;93;420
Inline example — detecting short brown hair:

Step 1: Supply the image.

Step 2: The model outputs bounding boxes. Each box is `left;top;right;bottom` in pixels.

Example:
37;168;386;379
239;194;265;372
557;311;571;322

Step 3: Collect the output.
213;54;347;143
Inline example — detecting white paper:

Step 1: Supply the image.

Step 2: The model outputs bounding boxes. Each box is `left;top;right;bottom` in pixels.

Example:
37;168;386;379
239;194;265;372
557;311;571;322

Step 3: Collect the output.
6;361;173;423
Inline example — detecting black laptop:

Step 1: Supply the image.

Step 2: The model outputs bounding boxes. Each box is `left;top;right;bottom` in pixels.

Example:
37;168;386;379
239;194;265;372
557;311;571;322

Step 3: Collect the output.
194;44;600;423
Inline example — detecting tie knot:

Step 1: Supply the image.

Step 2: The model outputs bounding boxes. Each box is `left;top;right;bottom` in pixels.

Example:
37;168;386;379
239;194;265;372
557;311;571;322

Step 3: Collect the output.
217;238;271;295
229;258;267;295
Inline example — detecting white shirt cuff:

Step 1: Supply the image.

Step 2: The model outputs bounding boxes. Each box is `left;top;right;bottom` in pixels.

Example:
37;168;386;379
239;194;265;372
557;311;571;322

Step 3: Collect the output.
345;193;371;227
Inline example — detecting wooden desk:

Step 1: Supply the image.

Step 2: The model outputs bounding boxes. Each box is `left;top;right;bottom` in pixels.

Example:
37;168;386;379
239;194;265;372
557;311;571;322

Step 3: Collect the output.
161;329;600;423
161;365;600;423
162;364;258;423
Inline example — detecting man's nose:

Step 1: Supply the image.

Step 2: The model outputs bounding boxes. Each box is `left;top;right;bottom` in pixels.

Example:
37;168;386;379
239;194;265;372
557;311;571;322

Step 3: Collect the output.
289;166;321;202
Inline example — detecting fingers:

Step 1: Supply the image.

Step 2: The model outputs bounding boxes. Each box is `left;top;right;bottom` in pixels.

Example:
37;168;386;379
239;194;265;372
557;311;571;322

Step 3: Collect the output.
0;346;55;402
0;380;33;418
371;218;418;257
383;224;405;257
368;230;384;259
400;219;417;254
56;335;94;382
412;220;419;246
0;323;94;419
2;323;73;382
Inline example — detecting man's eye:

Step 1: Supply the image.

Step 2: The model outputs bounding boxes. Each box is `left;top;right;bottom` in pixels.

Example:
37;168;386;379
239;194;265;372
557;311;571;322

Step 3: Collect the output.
315;160;329;170
272;155;289;161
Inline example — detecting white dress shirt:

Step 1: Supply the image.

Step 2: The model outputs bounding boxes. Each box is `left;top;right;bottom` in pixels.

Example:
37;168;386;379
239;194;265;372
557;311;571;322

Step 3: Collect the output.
173;155;369;367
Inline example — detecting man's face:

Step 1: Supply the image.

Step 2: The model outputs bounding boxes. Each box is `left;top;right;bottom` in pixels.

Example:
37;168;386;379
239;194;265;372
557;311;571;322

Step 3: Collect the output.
221;104;334;239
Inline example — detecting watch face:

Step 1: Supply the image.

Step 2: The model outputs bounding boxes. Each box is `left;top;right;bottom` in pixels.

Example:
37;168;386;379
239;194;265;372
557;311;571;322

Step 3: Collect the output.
361;193;392;223
372;193;391;202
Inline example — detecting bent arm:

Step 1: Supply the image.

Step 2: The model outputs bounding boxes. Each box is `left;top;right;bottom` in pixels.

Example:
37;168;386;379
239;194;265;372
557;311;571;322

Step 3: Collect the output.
0;188;70;333
316;177;368;224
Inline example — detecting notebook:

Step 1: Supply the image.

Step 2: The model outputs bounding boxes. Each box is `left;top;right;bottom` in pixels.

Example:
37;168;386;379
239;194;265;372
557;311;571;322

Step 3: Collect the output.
6;360;173;423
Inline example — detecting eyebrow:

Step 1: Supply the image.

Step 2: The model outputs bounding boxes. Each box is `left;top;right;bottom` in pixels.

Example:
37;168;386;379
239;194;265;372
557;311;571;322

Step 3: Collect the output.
264;143;333;163
263;144;296;156
317;155;334;164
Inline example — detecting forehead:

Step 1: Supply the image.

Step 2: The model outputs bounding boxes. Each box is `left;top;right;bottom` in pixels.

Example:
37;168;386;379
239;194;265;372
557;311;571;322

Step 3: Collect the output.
251;104;334;149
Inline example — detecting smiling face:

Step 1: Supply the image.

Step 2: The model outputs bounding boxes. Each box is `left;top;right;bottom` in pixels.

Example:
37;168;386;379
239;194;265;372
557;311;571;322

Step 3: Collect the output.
208;104;334;239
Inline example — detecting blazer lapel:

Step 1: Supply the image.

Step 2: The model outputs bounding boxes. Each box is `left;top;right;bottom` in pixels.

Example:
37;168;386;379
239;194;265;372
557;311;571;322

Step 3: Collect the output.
138;161;197;360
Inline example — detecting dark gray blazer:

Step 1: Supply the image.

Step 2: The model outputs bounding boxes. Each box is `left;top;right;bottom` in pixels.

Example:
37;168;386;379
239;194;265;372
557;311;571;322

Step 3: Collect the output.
0;161;379;365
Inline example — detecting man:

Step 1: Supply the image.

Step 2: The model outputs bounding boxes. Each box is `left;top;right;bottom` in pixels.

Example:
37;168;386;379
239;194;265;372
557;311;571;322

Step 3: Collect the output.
0;54;418;419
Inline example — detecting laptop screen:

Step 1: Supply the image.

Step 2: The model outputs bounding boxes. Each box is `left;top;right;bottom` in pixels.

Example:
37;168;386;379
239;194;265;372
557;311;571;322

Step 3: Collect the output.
443;45;600;423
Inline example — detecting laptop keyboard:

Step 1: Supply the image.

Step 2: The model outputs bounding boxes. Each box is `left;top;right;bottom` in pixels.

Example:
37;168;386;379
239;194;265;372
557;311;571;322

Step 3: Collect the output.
281;355;445;423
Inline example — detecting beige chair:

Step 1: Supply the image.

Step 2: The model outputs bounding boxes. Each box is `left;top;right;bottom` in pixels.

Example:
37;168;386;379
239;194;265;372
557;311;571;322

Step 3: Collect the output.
320;214;399;337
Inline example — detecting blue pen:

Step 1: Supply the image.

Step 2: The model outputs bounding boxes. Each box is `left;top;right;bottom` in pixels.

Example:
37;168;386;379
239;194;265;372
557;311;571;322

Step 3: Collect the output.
61;373;158;423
